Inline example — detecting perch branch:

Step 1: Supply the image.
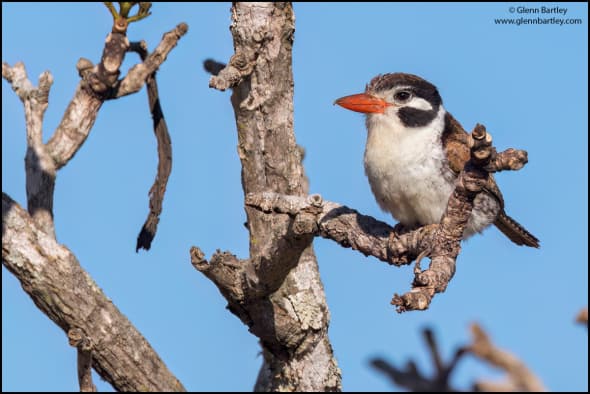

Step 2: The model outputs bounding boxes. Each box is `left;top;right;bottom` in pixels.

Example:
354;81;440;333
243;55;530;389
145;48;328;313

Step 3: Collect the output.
245;192;418;265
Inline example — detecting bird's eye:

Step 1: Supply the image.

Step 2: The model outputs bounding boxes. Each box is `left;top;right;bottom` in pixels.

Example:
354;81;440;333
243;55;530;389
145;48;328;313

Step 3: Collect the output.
393;90;412;103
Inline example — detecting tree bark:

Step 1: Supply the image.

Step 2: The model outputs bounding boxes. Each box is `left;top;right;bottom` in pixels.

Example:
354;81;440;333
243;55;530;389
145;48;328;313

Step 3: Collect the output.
2;193;185;392
200;2;341;391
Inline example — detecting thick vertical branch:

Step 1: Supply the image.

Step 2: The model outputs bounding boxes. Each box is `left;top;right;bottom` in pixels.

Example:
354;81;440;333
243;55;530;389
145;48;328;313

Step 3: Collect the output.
202;2;341;391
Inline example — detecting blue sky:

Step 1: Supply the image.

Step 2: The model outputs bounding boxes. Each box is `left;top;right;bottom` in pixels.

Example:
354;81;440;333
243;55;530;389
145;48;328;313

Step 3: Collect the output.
2;2;587;392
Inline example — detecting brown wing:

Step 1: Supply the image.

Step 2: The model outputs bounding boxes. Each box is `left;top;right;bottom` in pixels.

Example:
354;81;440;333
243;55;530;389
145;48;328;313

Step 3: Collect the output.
442;112;539;247
441;112;505;208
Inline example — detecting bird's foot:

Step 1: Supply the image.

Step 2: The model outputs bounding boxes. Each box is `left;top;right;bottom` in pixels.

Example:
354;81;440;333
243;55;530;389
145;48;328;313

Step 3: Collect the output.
388;224;416;266
388;223;434;266
391;222;415;235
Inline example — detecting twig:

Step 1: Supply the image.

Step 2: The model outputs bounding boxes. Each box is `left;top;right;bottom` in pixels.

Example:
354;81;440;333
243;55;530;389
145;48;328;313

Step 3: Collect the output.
44;22;187;170
114;23;188;98
128;41;173;252
68;328;97;392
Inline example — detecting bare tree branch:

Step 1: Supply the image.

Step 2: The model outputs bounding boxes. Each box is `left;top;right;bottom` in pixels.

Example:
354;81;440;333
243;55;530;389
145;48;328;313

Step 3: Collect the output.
245;192;433;266
196;3;341;391
371;324;545;392
2;62;56;236
44;23;187;170
128;40;174;252
114;23;188;98
2;193;185;391
68;328;97;392
468;323;546;392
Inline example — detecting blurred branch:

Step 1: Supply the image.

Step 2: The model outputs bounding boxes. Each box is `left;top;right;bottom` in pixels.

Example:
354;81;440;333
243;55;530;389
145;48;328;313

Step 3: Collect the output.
370;327;465;392
371;323;547;392
203;58;226;76
468;323;546;392
576;307;588;328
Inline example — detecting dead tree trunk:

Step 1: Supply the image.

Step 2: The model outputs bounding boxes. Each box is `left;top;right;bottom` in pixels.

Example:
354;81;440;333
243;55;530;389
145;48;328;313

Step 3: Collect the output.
193;2;342;391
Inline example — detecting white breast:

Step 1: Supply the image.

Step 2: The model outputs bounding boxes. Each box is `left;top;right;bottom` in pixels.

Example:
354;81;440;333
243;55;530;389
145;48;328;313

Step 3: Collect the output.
363;106;455;227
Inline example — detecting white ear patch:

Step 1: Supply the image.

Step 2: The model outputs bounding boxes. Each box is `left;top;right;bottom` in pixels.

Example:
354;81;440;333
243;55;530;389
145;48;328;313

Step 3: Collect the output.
388;86;434;111
406;96;433;111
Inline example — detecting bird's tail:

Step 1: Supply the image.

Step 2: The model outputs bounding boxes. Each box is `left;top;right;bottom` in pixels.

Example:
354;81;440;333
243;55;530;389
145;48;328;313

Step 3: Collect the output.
494;211;540;248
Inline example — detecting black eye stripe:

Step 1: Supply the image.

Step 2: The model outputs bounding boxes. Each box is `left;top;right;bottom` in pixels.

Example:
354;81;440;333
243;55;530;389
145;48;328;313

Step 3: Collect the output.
394;91;412;102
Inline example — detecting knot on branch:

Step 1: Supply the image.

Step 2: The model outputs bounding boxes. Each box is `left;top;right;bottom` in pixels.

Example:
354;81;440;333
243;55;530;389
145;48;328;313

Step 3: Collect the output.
68;328;93;351
245;192;324;217
190;246;255;302
208;51;256;91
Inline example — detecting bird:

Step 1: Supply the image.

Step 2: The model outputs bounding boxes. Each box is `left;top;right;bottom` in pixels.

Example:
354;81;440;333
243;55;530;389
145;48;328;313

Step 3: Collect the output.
335;72;539;247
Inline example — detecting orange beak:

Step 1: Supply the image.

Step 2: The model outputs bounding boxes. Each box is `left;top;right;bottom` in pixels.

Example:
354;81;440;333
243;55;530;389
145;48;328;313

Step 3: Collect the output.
334;93;391;114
